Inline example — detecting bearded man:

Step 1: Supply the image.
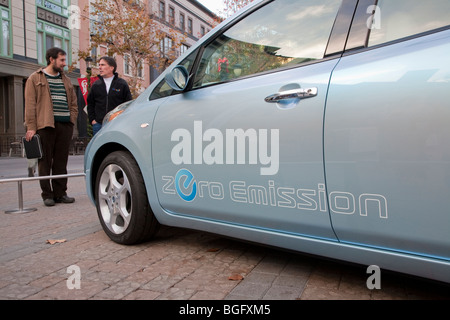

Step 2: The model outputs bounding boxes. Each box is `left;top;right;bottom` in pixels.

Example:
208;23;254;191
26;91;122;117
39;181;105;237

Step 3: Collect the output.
24;47;79;207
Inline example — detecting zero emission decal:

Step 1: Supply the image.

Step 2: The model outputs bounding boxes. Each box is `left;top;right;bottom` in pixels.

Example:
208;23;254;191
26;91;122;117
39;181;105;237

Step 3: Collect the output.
162;169;389;219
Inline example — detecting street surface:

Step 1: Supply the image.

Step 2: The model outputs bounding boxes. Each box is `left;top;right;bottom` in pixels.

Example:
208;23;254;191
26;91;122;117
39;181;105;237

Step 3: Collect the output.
0;155;449;301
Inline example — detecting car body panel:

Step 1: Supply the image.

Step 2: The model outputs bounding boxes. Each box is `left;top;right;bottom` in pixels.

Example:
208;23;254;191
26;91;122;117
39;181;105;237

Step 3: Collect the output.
152;59;340;240
325;29;450;261
84;98;167;205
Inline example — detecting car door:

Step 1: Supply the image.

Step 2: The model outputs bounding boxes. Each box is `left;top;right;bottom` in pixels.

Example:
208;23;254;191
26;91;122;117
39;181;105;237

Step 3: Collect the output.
152;0;348;240
325;0;450;260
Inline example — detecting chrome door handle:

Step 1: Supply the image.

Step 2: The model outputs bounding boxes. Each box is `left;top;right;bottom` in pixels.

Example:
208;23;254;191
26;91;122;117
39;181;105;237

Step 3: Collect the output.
265;87;318;103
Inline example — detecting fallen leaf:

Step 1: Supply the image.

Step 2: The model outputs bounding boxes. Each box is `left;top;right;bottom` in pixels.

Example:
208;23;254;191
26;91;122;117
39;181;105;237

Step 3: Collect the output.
228;274;244;281
46;239;66;245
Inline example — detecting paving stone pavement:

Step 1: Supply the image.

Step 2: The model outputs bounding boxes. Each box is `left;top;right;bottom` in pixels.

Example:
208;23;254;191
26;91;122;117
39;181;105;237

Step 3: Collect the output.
0;156;449;301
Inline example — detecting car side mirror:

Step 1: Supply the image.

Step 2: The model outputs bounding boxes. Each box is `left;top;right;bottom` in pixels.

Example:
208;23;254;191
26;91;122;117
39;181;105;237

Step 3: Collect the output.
165;65;190;91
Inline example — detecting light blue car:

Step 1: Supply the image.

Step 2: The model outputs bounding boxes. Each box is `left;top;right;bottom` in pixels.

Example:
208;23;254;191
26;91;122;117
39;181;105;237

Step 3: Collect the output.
85;0;450;283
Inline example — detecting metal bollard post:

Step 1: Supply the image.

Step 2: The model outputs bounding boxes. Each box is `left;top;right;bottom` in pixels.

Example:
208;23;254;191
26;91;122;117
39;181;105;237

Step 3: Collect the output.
2;173;85;214
5;181;37;214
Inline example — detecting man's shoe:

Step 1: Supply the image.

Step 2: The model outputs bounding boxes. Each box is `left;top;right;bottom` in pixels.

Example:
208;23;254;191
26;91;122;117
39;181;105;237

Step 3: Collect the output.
44;198;55;207
54;195;75;204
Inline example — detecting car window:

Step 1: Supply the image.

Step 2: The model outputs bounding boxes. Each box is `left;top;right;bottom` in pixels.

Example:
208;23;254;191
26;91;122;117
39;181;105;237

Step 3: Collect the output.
192;0;342;89
149;50;198;100
368;0;450;47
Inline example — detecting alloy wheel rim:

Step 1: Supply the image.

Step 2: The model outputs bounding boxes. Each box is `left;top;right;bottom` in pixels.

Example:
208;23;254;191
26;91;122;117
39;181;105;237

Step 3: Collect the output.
98;164;132;234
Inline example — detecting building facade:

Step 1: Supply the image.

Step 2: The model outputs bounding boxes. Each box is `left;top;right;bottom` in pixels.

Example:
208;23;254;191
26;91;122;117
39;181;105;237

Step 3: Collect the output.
147;0;217;82
0;0;81;155
0;0;216;155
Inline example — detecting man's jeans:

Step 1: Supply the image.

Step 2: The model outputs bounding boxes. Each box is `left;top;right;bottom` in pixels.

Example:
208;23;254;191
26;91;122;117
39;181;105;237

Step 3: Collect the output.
92;122;102;136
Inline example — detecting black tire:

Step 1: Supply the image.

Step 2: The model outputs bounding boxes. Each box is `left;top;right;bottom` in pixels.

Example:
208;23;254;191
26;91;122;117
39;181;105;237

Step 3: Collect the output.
95;151;159;244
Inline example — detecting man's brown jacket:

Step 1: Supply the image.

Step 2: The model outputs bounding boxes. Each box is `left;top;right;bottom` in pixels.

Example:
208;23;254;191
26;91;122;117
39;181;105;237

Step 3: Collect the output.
25;68;78;132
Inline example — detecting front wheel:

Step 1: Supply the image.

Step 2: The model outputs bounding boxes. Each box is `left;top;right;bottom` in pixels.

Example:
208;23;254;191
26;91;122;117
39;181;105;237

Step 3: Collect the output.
95;151;159;244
